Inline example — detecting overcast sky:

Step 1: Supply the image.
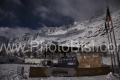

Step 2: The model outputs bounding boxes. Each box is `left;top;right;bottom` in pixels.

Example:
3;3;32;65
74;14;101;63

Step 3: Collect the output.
0;0;120;30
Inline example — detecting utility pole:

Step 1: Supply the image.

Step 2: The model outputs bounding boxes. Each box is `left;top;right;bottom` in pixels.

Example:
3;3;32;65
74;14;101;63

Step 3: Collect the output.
107;31;115;73
106;0;120;74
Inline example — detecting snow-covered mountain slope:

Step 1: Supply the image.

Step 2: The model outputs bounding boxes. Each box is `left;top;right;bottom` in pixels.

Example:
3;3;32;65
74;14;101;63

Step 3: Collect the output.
0;27;37;39
2;9;120;54
0;36;8;44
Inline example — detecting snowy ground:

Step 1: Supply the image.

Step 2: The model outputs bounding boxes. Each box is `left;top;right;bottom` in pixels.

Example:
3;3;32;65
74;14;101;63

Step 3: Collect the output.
0;64;119;80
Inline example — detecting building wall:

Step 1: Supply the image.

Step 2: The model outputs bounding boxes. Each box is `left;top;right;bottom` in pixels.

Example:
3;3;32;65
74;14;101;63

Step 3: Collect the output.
0;56;23;63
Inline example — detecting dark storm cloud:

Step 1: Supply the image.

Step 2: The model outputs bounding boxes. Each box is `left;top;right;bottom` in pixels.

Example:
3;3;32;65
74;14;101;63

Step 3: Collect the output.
33;0;120;21
8;0;23;5
0;0;120;29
